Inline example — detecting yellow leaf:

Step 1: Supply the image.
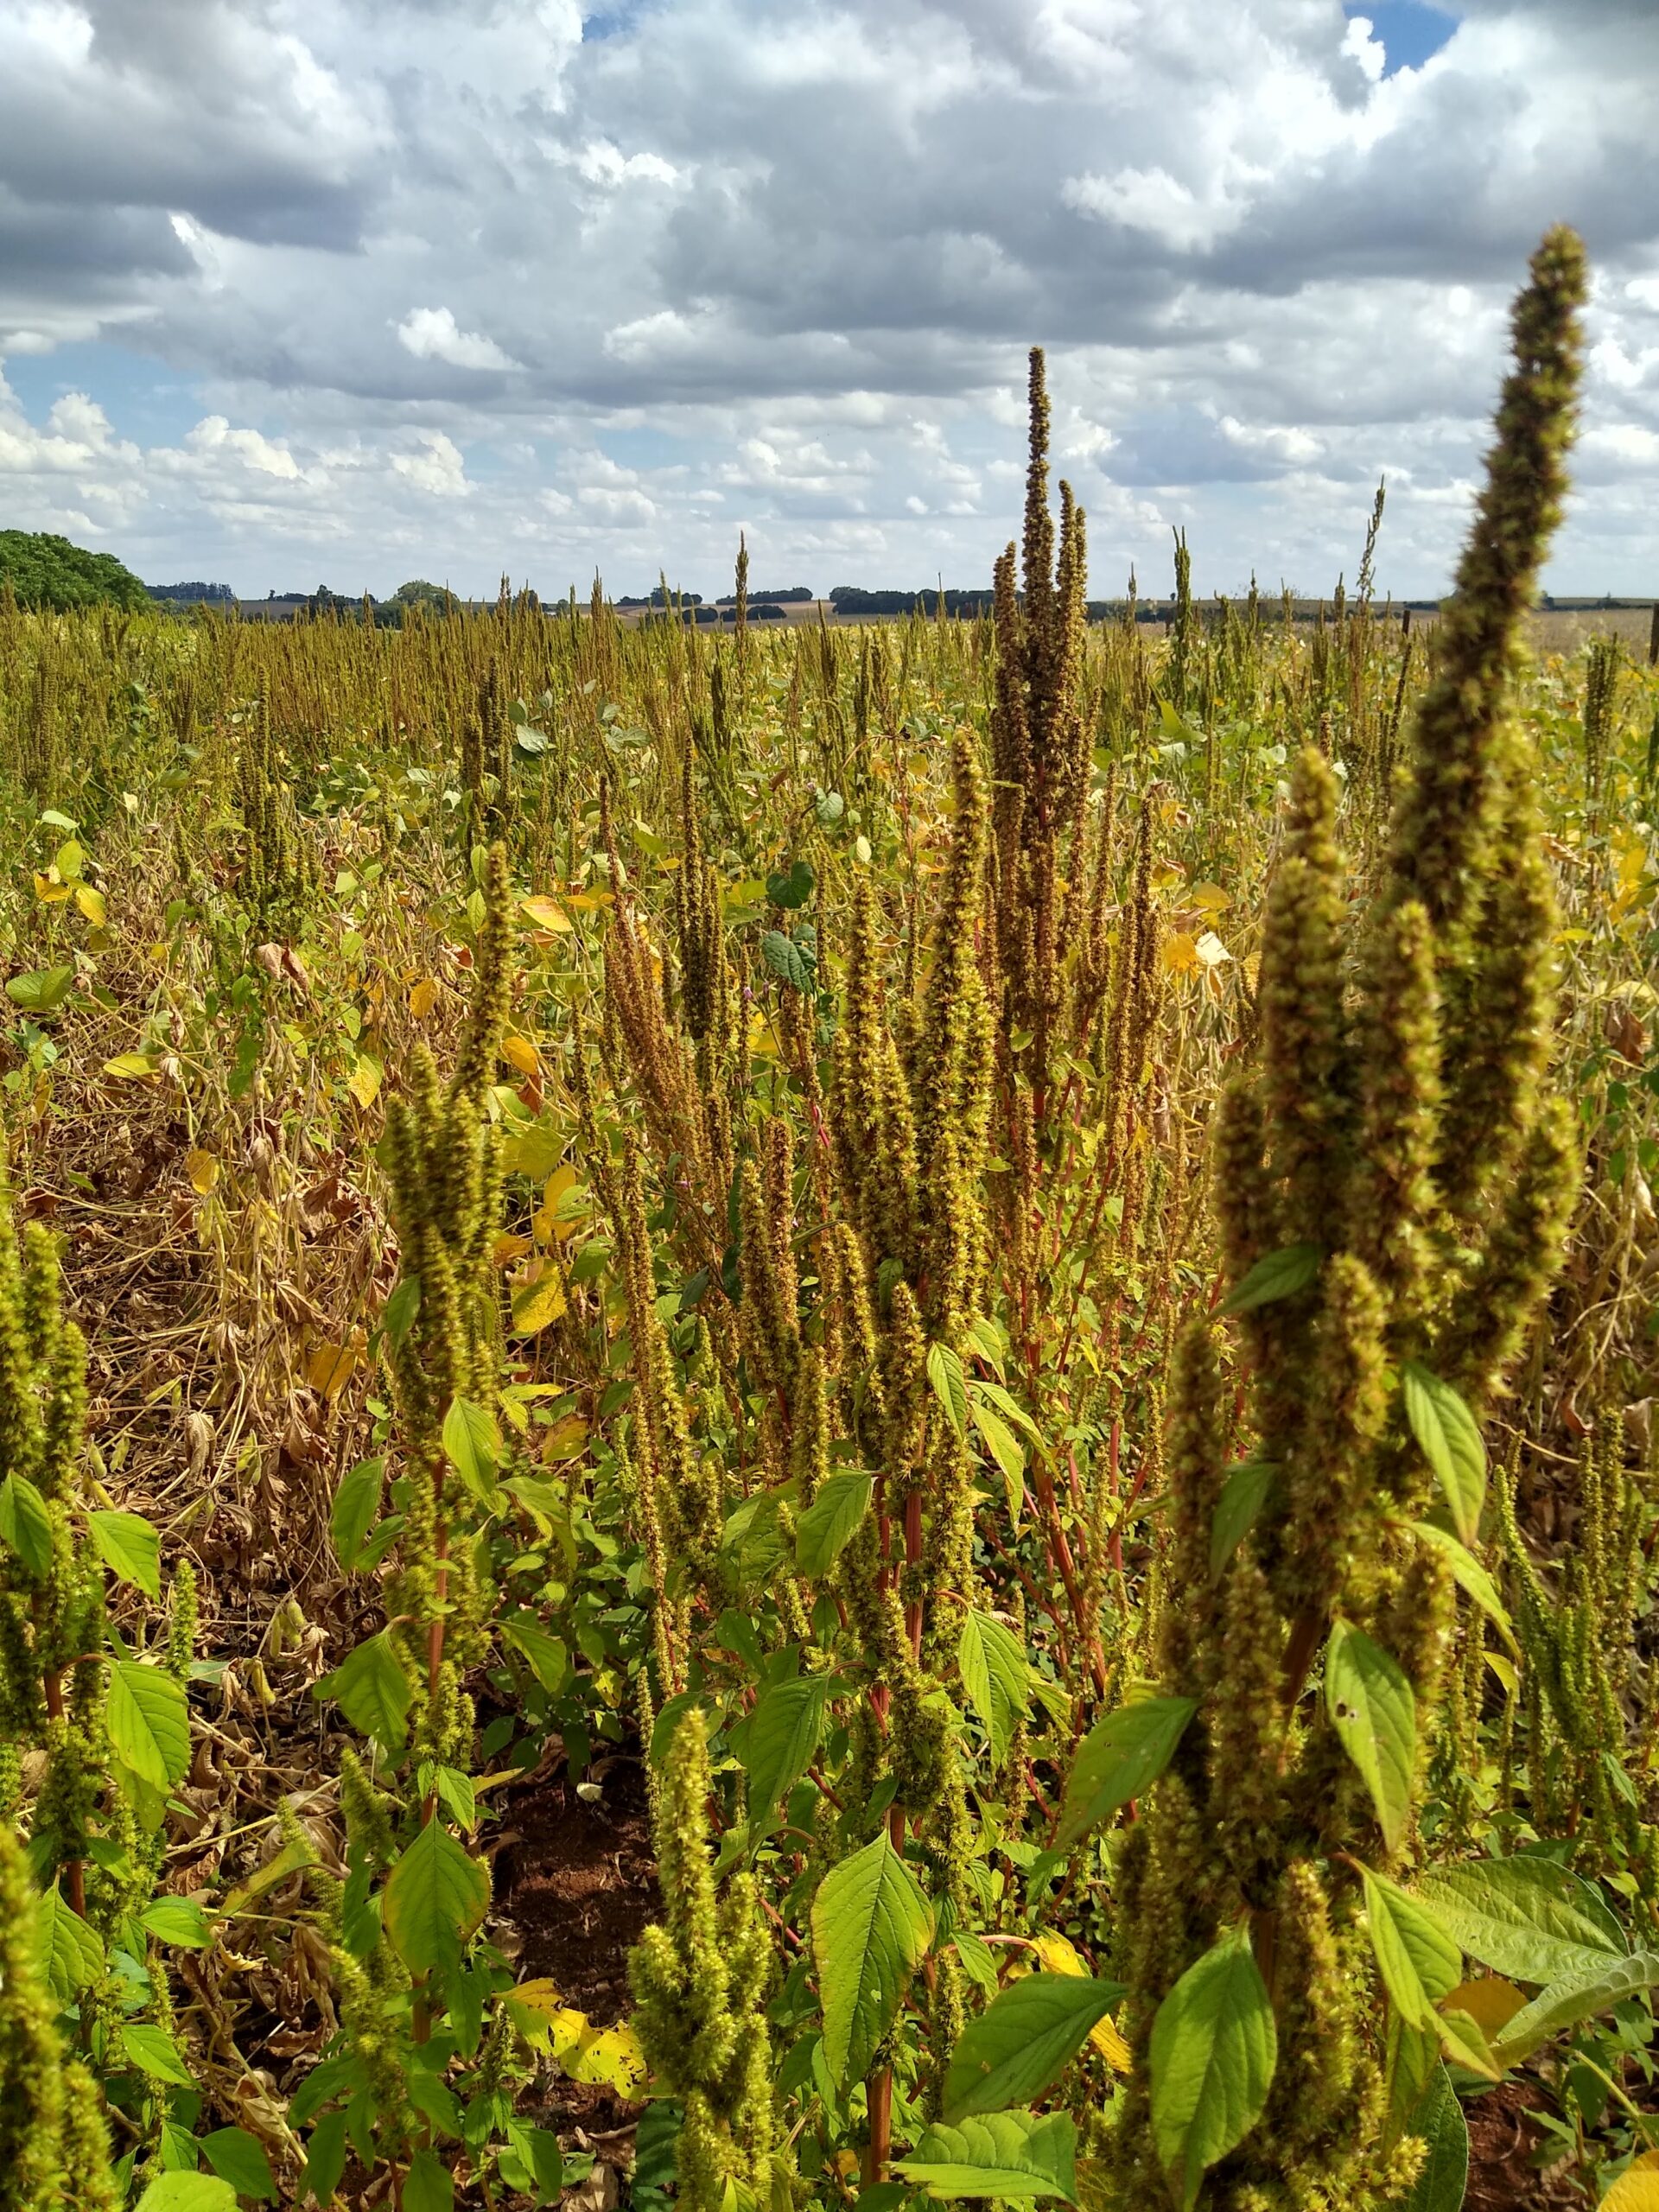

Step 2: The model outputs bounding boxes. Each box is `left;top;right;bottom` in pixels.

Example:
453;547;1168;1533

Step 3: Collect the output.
492;1232;534;1268
408;977;438;1018
519;895;573;932
1033;1933;1087;1975
533;1164;586;1245
562;889;613;912
543;1414;588;1461
34;872;69;903
1190;881;1231;912
307;1342;359;1401
346;1054;383;1109
512;1268;568;1336
104;1052;160;1080
1445;1979;1527;2037
1160;932;1198;977
501;1034;539;1077
568;2021;647;2094
1029;1933;1131;2071
1603;2152;1659;2212
185;1149;219;1195
74;885;106;925
1484;1649;1519;1698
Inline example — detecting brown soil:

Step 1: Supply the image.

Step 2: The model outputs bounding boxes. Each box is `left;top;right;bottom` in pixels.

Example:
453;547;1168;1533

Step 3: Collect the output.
1465;2082;1579;2211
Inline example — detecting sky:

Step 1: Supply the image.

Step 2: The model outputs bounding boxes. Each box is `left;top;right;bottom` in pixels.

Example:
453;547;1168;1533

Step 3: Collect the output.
1;0;1656;602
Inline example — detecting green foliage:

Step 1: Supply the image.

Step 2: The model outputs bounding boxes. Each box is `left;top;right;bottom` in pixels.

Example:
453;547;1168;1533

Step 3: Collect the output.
0;531;150;613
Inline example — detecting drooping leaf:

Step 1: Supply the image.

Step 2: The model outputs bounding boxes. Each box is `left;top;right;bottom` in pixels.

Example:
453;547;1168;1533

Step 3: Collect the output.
134;2179;238;2212
1490;1950;1659;2068
120;2020;196;2086
442;1396;501;1502
108;1659;191;1792
1408;1522;1516;1653
329;1457;385;1573
1218;1243;1319;1317
317;1630;411;1756
402;2148;455;2212
741;1675;831;1824
37;1884;105;2000
1401;1364;1486;1544
1434;2006;1499;2080
811;1829;933;2088
200;2128;278;2202
1209;1462;1276;1582
796;1471;874;1579
500;1614;569;1696
928;1341;969;1443
1325;1622;1415;1854
1411;1856;1625;1986
894;2110;1078;2203
384;1815;491;1976
1056;1697;1198;1848
0;1471;54;1578
88;1509;161;1599
957;1610;1029;1767
141;1896;213;1949
1389;2063;1468;2212
761;929;812;992
942;1974;1125;2124
1149;1923;1276;2212
1359;1866;1461;2031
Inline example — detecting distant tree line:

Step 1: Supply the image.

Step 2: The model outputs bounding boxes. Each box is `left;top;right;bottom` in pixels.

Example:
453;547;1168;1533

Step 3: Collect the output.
0;531;151;613
148;581;235;605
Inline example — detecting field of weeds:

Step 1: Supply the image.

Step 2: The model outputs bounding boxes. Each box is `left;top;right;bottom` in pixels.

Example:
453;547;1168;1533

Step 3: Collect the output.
2;229;1658;2212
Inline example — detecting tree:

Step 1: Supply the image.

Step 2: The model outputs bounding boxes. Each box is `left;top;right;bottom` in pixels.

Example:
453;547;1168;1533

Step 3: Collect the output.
0;532;150;613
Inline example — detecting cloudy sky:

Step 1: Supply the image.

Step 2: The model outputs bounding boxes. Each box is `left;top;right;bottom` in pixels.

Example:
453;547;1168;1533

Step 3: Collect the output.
1;0;1656;601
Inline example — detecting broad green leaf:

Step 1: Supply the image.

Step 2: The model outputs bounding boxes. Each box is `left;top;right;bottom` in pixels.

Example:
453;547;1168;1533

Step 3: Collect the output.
6;964;77;1014
1218;1243;1319;1317
38;1884;105;2000
957;1610;1029;1767
108;1659;191;1792
1359;1866;1460;2031
317;1630;411;1756
1401;1364;1486;1543
142;1896;213;1948
1149;1923;1276;2212
135;2179;238;2212
442;1396;501;1503
1434;2006;1499;2080
1325;1622;1414;1853
1412;1856;1625;1985
1389;2063;1468;2212
88;1510;161;1599
500;1614;569;1696
928;1341;968;1443
895;2110;1078;2202
796;1471;874;1579
1490;1949;1659;2067
384;1815;491;1975
1408;1522;1516;1653
811;1829;932;2088
402;2148;454;2212
121;2020;196;2086
200;2127;277;2202
943;1974;1125;2124
970;1398;1027;1521
741;1675;831;1822
1209;1461;1276;1582
330;1457;385;1573
760;929;812;991
0;1471;54;1578
1056;1697;1197;1848
300;2112;349;2209
766;859;816;910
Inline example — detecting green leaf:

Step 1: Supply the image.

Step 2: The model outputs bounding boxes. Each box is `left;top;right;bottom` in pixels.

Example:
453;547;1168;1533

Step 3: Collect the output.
442;1397;501;1503
1411;1856;1625;1986
943;1974;1125;2124
927;1341;968;1442
894;2110;1078;2202
402;2148;454;2212
766;859;816;910
1056;1697;1197;1848
1434;2006;1499;2080
1325;1622;1415;1854
384;1815;491;1975
761;929;812;991
6;964;77;1014
1401;1364;1486;1544
1491;1950;1659;2067
200;2127;277;2202
500;1614;569;1696
811;1829;933;2088
121;2020;196;2087
741;1675;831;1824
1359;1866;1461;2031
88;1510;161;1599
383;1274;422;1344
1408;1522;1516;1653
318;1630;411;1756
37;1884;105;2000
108;1659;191;1792
330;1457;385;1573
1218;1243;1319;1317
300;2111;348;2208
796;1471;874;1579
1149;1923;1277;2212
1209;1461;1276;1582
969;1398;1027;1519
135;2179;238;2212
1389;2064;1468;2212
957;1610;1029;1767
142;1896;213;1949
0;1471;54;1578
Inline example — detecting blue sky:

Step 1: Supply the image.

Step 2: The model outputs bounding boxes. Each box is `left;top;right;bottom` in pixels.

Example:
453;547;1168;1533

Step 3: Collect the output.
1;0;1655;600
